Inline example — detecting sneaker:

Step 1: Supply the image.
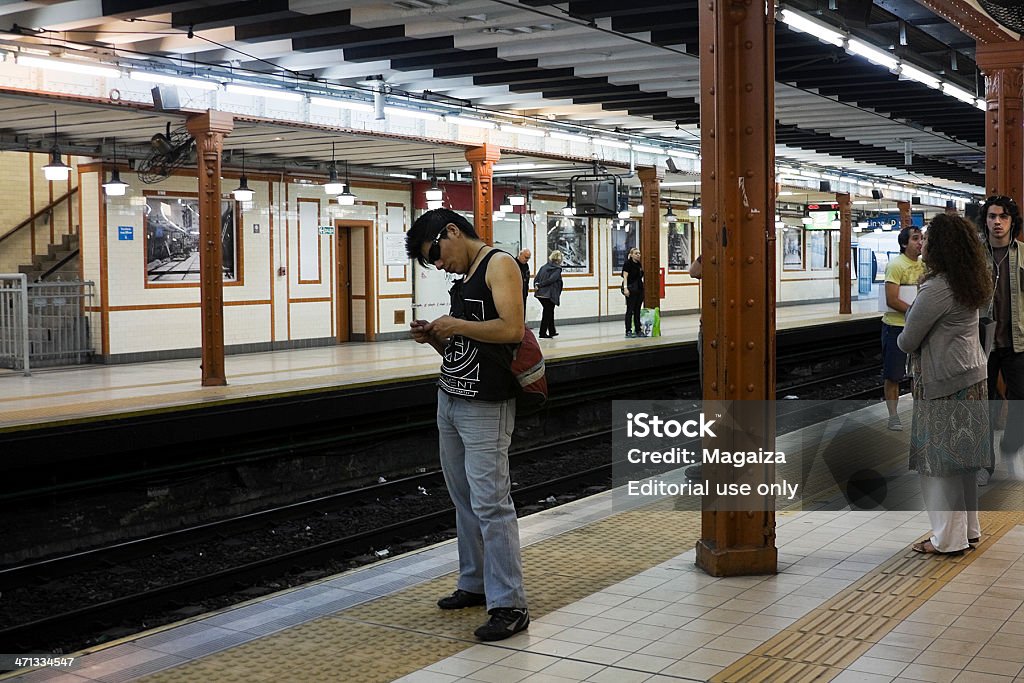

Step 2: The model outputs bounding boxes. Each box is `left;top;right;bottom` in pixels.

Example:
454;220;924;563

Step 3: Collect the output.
625;332;635;338
977;469;991;487
437;589;486;610
474;607;530;641
887;415;903;431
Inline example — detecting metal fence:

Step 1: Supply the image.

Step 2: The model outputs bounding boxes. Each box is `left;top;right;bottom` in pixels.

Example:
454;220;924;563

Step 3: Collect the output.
0;275;95;375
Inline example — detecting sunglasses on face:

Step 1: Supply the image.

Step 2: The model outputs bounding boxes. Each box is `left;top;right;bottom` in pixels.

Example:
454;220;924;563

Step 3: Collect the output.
427;225;447;263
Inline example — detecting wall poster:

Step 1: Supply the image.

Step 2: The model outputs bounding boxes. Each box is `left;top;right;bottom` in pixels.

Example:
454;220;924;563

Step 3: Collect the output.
145;195;238;283
547;216;589;273
611;221;638;273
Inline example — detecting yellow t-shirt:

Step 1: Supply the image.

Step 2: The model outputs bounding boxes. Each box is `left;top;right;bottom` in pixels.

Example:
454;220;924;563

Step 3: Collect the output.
882;253;924;327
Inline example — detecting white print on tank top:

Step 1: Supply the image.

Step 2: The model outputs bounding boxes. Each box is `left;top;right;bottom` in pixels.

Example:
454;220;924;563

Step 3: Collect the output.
439;297;486;397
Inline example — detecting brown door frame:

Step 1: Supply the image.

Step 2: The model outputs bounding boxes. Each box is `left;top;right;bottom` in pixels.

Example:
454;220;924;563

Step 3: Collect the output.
335;219;375;342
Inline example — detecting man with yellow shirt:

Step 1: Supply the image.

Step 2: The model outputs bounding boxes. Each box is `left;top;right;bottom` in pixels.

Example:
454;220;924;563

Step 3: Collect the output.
882;226;924;431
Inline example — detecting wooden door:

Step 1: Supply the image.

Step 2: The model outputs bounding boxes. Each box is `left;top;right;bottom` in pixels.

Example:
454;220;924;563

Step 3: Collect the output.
336;226;351;342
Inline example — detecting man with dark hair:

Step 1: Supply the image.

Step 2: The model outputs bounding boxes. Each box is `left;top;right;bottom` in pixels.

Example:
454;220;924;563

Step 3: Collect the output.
979;195;1024;485
882;225;924;431
404;208;530;641
516;249;531;312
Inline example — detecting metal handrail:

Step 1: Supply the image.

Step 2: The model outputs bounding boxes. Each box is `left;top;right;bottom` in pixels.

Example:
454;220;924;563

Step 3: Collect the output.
38;248;80;282
0;187;79;246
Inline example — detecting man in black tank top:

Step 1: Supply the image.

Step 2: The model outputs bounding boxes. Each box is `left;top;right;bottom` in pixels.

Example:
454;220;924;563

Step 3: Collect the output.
405;209;530;641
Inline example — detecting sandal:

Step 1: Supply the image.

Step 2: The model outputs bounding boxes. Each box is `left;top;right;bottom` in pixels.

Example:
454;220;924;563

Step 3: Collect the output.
911;540;964;556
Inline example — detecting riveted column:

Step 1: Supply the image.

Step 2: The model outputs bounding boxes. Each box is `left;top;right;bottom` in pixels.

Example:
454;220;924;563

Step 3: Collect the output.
837;192;852;315
638;166;664;309
977;43;1024;201
186;111;234;387
898;200;912;230
465;144;501;244
696;0;777;576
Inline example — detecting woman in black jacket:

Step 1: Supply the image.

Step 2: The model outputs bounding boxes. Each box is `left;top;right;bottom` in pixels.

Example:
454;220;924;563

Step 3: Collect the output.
534;251;564;338
621;247;645;337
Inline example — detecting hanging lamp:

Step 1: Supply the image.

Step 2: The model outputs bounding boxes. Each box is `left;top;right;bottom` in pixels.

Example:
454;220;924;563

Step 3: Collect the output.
689;197;702;218
42;111;71;181
665;203;678;223
102;137;129;197
337;160;357;206
324;142;344;195
425;153;443;205
233;148;254;202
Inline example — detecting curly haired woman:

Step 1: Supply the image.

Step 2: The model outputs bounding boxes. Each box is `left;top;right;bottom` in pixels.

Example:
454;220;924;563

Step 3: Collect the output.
898;214;993;555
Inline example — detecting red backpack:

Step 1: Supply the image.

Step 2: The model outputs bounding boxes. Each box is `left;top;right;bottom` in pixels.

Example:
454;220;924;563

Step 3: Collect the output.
511;327;548;415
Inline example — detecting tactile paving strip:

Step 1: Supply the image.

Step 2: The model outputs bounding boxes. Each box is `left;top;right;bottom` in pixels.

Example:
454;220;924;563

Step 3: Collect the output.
140;503;701;683
711;509;1024;683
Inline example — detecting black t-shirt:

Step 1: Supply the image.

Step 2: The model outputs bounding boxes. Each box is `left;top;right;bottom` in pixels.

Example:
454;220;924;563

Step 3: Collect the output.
623;259;644;293
439;249;516;402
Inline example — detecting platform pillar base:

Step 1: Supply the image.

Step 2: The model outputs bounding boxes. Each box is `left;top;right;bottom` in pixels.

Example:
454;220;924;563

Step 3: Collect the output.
695;540;777;577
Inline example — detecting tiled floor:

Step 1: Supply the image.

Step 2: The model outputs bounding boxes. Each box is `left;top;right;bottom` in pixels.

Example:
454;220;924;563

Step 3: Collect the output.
392;518;1024;683
0;298;880;429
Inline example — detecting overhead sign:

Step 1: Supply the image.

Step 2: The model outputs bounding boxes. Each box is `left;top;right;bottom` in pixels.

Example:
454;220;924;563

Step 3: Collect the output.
864;212;925;230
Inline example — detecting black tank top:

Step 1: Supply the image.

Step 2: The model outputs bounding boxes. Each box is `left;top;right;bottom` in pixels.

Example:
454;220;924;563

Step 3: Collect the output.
439;249;515;401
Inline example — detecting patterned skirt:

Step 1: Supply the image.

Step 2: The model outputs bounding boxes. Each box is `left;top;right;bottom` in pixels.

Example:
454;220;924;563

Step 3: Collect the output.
909;366;989;477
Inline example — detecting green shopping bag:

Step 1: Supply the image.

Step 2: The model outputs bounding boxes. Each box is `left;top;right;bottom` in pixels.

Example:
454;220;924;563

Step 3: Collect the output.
640;307;661;337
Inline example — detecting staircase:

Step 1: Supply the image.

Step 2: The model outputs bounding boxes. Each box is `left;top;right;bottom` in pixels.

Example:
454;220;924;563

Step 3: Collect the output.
18;233;80;282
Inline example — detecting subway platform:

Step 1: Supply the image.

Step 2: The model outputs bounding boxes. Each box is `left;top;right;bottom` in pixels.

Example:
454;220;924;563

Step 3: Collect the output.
5;397;1024;683
0;298;880;431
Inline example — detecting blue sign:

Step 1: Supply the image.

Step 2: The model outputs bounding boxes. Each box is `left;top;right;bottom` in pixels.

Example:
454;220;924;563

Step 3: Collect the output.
118;226;133;241
865;212;924;230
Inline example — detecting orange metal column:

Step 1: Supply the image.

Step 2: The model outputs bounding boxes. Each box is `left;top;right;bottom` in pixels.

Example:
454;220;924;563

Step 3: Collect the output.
837;192;852;315
465;144;501;244
638;166;663;309
696;0;777;576
898;200;912;230
186;111;234;387
977;43;1024;201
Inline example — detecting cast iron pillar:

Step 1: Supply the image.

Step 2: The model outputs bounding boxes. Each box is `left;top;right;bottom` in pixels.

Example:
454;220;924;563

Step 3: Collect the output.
977;43;1024;201
898;200;912;230
638;166;664;309
186;111;234;387
466;144;501;244
837;192;852;315
696;0;778;577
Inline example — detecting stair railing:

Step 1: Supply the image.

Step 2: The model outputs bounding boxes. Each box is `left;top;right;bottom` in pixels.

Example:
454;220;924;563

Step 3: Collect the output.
0;187;79;247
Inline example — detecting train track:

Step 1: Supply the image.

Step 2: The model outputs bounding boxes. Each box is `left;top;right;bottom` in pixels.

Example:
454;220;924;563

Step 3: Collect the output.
0;435;613;651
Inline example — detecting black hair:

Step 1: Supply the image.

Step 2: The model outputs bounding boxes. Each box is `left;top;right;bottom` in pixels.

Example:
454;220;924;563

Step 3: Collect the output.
978;195;1022;242
405;209;479;267
897;226;921;253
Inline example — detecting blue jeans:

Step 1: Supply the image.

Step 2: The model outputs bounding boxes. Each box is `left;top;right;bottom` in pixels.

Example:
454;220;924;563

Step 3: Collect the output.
437;390;527;610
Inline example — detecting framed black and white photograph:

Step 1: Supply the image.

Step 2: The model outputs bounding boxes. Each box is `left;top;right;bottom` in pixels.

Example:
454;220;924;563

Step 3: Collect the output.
611;220;638;272
782;228;804;271
547;215;589;273
668;222;691;271
145;194;238;284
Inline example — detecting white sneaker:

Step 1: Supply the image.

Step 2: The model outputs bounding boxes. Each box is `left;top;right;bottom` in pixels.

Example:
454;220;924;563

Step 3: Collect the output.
887;415;903;431
977;469;991;486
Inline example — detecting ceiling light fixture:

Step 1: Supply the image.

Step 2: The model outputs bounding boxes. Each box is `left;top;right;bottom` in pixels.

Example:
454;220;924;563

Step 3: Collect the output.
425;154;443;204
42;111;70;182
337;160;357;206
232;148;254;202
310;96;375;112
689;197;702;218
129;70;219;91
225;83;305;102
665;204;678;223
324;142;344;195
102;137;129;197
499;191;513;213
17;53;122;79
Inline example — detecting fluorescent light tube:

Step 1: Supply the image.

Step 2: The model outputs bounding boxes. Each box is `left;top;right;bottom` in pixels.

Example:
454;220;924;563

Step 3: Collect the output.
17;54;121;79
446;115;496;129
846;39;899;70
899;64;940;89
501;124;547;138
310;96;374;112
778;9;844;47
226;83;305;101
130;70;219;91
382;106;442;121
550;131;589;143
